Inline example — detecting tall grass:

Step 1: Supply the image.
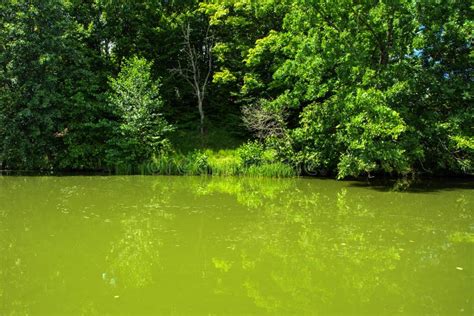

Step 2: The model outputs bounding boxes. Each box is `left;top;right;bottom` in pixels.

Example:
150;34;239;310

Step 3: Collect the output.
112;149;297;178
207;149;242;176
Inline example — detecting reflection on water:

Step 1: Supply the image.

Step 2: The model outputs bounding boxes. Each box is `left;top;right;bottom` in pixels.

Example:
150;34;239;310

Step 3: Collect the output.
0;176;472;315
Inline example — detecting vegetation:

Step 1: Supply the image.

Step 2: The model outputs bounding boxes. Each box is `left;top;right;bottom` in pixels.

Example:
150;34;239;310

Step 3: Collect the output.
131;149;297;178
106;56;172;169
0;0;472;178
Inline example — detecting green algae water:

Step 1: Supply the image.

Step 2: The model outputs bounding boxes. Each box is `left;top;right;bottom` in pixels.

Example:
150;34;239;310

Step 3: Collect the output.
0;176;472;315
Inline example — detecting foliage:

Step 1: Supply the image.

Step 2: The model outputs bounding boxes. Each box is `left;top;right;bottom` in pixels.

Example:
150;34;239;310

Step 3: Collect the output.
237;141;265;167
236;0;472;178
207;149;242;176
294;88;412;178
105;56;172;168
0;0;471;178
0;0;111;170
115;149;296;178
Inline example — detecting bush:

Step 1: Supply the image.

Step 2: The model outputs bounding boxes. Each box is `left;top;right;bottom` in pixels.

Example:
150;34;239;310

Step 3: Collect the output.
237;141;265;167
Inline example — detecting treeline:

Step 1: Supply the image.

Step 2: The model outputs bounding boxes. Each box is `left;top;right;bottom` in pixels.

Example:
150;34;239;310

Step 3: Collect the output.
0;0;472;178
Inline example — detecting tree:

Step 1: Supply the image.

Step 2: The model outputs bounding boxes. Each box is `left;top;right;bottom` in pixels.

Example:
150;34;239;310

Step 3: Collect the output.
106;56;172;169
239;0;472;177
0;0;111;170
172;21;213;136
0;0;471;177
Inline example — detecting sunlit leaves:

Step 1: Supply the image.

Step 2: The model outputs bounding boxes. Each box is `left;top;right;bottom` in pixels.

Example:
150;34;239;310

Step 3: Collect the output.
106;56;172;168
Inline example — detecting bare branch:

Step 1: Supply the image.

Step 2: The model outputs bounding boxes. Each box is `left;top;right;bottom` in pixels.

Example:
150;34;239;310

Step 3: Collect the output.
242;102;288;139
170;21;214;135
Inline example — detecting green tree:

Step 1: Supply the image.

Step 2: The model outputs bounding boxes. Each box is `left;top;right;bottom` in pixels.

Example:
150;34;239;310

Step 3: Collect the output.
0;0;111;170
240;0;472;178
106;56;172;168
0;0;471;177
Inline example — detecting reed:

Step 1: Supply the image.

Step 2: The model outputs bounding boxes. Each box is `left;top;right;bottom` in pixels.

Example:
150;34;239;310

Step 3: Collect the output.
113;149;297;178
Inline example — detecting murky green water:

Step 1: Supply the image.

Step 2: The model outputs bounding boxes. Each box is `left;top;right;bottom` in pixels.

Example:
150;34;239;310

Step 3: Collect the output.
0;176;473;315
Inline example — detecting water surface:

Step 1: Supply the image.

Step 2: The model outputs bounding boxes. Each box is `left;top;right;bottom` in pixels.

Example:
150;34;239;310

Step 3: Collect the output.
1;176;473;315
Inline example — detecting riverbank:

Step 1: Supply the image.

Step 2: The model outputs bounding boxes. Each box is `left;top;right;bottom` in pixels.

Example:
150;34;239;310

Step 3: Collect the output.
0;149;296;178
3;147;473;179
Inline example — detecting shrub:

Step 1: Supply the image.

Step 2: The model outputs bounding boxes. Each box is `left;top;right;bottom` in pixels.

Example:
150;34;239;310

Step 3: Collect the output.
237;141;265;167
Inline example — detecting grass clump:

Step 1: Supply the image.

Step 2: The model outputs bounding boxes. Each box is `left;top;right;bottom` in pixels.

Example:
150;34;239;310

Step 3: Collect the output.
114;145;297;178
207;149;242;176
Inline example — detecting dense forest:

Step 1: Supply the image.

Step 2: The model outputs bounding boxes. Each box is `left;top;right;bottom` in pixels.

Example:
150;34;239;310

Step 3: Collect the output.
0;0;472;178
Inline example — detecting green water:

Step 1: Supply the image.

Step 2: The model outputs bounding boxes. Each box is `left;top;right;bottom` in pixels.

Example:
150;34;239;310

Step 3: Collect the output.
0;176;473;315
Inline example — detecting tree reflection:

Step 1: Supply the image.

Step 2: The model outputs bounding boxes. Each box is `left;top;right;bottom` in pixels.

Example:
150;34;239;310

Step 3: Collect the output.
190;176;296;209
191;177;473;314
0;176;471;314
0;181;31;315
106;215;161;289
104;179;175;290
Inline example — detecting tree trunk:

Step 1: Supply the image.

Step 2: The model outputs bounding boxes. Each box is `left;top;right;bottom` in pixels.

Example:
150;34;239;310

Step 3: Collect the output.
198;98;204;136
